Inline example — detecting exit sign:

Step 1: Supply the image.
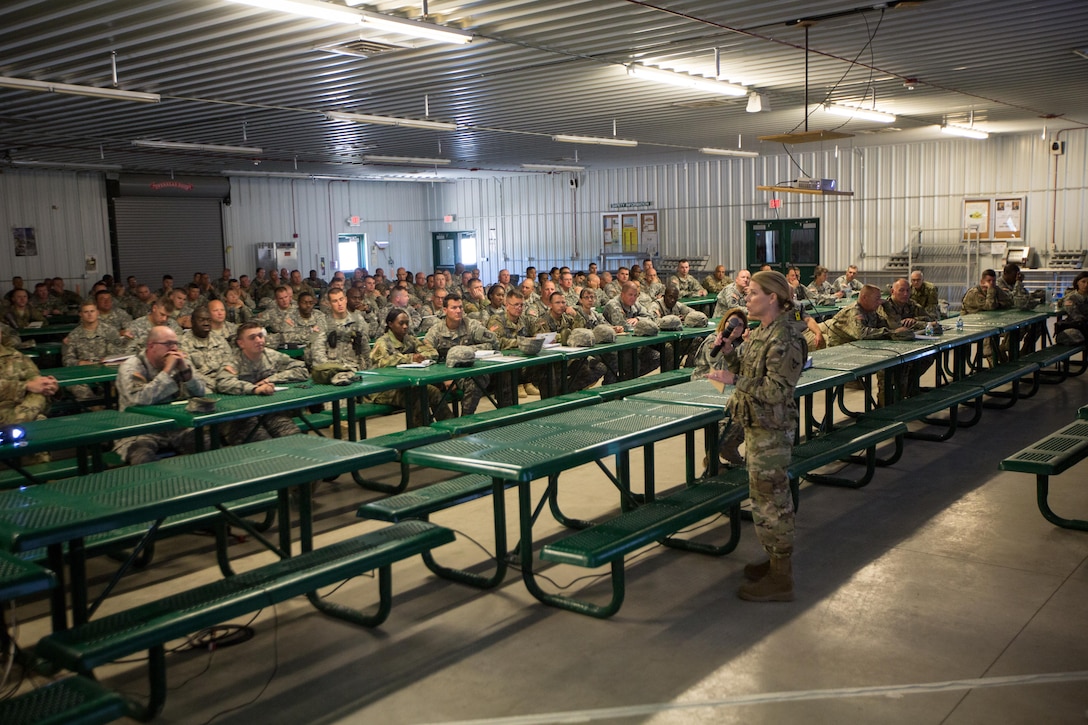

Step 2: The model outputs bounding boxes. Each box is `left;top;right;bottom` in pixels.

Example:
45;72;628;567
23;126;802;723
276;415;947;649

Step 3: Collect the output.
769;198;782;209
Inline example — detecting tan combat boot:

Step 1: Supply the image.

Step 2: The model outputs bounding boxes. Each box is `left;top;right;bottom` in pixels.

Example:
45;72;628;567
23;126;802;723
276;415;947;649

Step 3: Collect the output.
738;556;793;601
743;559;770;582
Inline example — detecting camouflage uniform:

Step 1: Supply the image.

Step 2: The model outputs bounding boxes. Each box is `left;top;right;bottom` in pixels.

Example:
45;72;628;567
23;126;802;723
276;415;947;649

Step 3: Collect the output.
0;345;50;424
652;298;693;319
602;296;659;376
30;295;61;317
215;348;307;440
179;329;235;385
97;307;132;332
910;281;940;319
560;288;580;309
4;306;44;329
962;283;1014;364
640;278;665;301
487;310;534;350
417;308;445;335
832;275;864;295
881;298;934;400
713;283;747;318
368;330;451;422
62;322;128;400
806;280;839;305
702;274;731;295
128;316;182;351
724;311;805;558
224;304;253;326
126;298;154;319
311;312;371;371
391;303;422;333
602;280;622;299
424;318;499;415
114;351;208;464
670;274;703;299
818;302;893;347
258;304;304;347
533;312;604;391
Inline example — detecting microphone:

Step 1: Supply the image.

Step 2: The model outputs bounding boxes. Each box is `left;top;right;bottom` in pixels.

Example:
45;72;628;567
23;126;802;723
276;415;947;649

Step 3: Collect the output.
710;316;744;356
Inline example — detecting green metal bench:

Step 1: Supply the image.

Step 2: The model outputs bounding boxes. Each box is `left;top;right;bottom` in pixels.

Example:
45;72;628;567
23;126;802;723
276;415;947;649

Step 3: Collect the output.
967;359;1041;408
864;382;986;442
537;469;750;618
568;368;692;402
35;520;454;721
1;550;56;601
789;419;908;490
1019;343;1084;384
352;427;452;494
0;676;130;725
999;419;1088;532
1080;405;1088;421
0;453;126;490
294;402;397;437
359;473;512;589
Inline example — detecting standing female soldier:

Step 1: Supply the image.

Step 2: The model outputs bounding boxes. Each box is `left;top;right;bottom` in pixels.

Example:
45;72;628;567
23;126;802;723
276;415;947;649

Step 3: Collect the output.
719;271;806;601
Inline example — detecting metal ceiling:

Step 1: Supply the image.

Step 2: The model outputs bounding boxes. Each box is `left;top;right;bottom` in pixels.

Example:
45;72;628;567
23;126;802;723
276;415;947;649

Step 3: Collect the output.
2;0;1087;179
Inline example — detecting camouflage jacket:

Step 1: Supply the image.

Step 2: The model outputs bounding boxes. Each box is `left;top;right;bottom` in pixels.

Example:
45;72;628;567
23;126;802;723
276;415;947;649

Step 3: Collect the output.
97;307;133;332
369;330;439;368
179;329;235;382
116;351;206;411
215;348;308;394
425;317;498;358
602;297;652;327
724;311;804;431
670;274;703;298
822;302;892;346
909;281;940;319
961;284;1013;313
806;280;839;306
62;323;127;367
652;299;693;319
575;305;608;328
702;274;731;294
713;283;747;318
603;281;623;299
533;311;584;345
880;298;930;330
486;311;534;350
311;312;371;370
128;317;182;351
390;304;422;332
0;344;48;423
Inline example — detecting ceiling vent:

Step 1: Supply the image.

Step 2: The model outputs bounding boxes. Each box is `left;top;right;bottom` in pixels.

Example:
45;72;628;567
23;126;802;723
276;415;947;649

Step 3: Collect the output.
314;40;406;59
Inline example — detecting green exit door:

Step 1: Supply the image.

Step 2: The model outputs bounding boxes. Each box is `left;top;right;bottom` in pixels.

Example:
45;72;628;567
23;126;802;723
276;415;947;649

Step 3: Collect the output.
746;218;821;285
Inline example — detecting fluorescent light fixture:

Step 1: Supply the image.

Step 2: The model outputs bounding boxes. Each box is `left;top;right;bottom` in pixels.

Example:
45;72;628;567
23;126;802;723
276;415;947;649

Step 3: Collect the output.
939;124;988;140
222;170;451;182
626;65;747;97
364;154;451;165
552;134;637;148
133;140;264;154
699;147;759;158
225;0;364;25
0;75;159;103
342;2;473;44
746;92;763;113
327;110;456;131
522;163;585;172
13;160;123;171
824;103;896;123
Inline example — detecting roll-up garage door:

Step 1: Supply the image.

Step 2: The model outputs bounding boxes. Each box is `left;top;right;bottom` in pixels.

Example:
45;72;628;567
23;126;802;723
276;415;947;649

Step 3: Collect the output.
113;197;225;285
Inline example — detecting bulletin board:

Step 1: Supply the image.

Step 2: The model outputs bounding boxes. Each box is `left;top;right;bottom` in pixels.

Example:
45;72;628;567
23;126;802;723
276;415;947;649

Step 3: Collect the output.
993;197;1024;240
603;211;660;253
963;199;990;240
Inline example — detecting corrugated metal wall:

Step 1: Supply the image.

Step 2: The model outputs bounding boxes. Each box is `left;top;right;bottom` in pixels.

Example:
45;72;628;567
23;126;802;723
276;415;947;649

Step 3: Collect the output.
221;177;442;278
0;170;110;294
2;129;1085;290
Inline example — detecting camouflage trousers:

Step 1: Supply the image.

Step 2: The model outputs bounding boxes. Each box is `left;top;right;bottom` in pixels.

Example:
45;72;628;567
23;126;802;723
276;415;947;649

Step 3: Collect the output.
371;386;452;426
0;393;49;424
744;425;795;557
116;428;210;466
600;352;619;384
458;374;489;416
223;414;301;445
567;357;606;391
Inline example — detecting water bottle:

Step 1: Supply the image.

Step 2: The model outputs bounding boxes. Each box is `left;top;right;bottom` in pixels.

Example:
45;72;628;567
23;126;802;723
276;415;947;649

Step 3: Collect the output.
956;316;964;331
1053;293;1063;313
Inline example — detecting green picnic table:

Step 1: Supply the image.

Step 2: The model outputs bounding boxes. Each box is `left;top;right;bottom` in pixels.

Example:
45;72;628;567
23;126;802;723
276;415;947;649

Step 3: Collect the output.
0;410;175;484
15;323;77;341
402;400;724;616
0;435;396;631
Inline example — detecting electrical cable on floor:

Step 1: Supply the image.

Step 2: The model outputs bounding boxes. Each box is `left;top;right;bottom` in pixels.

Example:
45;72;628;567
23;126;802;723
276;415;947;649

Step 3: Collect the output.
0;600;18;694
201;599;279;725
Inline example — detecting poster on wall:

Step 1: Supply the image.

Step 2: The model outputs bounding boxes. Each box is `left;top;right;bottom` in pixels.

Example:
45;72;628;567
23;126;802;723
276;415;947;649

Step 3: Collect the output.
602;214;620;246
963;199;991;240
13;227;37;256
640;212;659;254
621;214;639;252
993;197;1024;240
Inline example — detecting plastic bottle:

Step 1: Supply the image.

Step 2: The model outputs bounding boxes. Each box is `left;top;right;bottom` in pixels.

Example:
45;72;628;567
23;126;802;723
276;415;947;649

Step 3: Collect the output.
1053;292;1063;313
956;316;964;331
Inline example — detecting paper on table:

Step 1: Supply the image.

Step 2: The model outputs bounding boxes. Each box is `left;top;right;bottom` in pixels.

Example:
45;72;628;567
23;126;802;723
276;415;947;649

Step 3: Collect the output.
102;354;133;365
273;386;289;391
26;321;44;328
474;349;498;358
397;360;435;368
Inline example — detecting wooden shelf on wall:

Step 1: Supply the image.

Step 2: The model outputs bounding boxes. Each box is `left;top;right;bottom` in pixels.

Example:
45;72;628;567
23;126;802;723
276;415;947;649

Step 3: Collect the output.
756;185;855;197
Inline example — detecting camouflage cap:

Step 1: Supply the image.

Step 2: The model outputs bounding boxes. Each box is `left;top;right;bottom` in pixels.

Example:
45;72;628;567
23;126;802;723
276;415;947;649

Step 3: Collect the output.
568;328;595;347
592;323;616;343
1057;327;1085;345
312;362;355;385
684;310;709;328
446;345;476;367
631;318;659;336
658;314;682;331
890;329;916;341
185;396;217;414
517;336;544;355
330;371;356;386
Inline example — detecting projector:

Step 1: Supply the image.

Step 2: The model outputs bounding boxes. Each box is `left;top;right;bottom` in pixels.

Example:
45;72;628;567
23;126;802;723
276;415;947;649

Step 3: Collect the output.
797;178;836;191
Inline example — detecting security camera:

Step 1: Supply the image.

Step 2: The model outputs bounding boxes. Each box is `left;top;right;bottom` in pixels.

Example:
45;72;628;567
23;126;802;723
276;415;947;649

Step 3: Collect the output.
1050;140;1065;155
373;240;389;249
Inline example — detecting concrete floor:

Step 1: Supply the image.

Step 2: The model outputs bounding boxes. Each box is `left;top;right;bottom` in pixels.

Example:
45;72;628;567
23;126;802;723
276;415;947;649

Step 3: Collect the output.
5;367;1088;724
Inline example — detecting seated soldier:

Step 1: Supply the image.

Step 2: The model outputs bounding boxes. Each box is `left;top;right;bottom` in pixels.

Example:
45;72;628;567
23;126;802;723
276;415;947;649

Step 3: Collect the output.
669;259;704;298
4;288;45;329
215;322;307;441
702;265;731;295
128;300;181;351
882;278;935;398
62;300;128;400
425;293;499;415
714;269;751;318
1;323;57;466
833;265;864;296
909;270;939;319
114;325;207;465
206;299;237;341
534;291;605;391
603;281;660;375
488;289;538;397
369;308;451;425
179;306;234;386
310;288;370;371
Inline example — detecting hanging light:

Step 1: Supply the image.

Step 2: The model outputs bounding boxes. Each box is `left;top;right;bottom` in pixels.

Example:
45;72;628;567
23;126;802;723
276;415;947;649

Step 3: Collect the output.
824;103;896;123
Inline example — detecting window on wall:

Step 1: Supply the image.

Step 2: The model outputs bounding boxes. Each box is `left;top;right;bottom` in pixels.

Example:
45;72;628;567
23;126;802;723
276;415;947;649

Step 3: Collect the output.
337;233;367;272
